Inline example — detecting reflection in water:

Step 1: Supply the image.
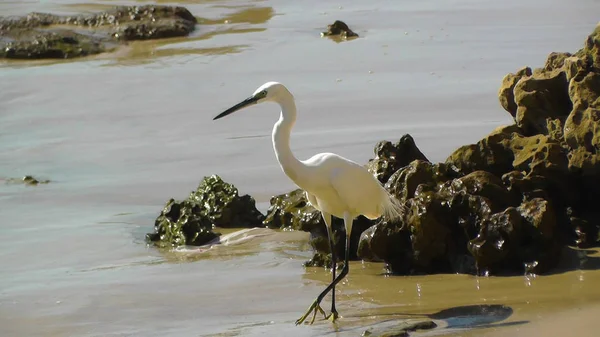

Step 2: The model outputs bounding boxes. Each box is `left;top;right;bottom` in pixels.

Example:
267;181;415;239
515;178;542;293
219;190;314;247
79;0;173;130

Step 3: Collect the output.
198;6;275;25
154;227;310;263
105;6;276;65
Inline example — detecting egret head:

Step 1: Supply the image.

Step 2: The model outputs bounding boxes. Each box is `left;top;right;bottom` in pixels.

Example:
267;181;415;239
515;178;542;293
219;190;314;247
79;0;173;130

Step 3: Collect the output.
213;81;289;120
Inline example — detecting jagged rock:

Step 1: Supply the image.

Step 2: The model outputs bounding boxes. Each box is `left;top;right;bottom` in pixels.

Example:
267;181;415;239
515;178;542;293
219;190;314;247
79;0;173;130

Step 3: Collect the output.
321;20;358;39
498;67;532;117
513;69;572;135
564;71;600;151
468;198;560;274
384;160;462;203
544;52;573;71
146;175;265;247
446;125;520;176
366;134;429;184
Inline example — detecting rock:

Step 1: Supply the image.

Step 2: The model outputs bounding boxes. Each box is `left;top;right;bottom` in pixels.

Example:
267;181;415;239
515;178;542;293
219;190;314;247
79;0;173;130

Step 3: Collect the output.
454;170;519;212
445;125;520;177
546;117;566;144
359;164;498;275
263;188;321;231
5;175;50;185
567;212;600;248
366;134;429;184
563;56;588;81
384;160;462;203
468;198;560;275
498;67;532;117
321;20;358;40
544;52;573;71
563;71;600;151
578;23;600;70
145;198;219;248
2;30;106;59
145;175;265;247
357;218;413;274
513;69;572;135
0;5;197;59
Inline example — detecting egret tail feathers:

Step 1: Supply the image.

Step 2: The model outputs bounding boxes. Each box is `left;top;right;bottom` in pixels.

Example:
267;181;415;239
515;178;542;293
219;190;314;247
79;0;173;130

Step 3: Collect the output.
381;191;407;222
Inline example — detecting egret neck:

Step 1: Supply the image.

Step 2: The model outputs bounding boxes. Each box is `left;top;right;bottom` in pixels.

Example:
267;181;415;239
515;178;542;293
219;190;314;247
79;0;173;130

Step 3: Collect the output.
272;93;304;184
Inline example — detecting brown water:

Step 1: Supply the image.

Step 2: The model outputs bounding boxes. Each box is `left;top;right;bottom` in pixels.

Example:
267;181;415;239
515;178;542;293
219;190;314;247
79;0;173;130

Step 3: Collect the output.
2;0;600;336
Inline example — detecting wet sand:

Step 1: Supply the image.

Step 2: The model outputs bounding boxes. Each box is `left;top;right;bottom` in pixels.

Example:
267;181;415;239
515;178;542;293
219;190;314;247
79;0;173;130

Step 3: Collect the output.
1;0;600;336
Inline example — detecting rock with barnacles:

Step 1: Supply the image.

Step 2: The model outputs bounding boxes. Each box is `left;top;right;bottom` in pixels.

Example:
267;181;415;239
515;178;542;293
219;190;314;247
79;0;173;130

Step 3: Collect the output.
146;175;265;247
0;5;198;59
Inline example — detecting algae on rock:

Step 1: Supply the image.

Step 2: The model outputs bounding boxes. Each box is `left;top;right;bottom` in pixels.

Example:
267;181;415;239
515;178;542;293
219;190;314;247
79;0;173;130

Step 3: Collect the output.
146;175;265;248
0;5;198;59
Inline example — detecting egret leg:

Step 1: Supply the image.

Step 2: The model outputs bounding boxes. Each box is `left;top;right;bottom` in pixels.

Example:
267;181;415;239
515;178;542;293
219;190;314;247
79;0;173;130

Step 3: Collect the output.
296;212;353;325
323;214;339;320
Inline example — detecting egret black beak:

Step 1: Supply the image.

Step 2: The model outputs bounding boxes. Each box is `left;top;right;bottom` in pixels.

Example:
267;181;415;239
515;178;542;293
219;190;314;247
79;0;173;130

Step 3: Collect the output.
213;96;260;120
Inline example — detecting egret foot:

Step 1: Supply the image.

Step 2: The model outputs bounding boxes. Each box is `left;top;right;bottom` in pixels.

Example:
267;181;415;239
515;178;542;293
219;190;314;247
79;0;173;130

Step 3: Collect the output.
295;299;327;325
326;310;340;322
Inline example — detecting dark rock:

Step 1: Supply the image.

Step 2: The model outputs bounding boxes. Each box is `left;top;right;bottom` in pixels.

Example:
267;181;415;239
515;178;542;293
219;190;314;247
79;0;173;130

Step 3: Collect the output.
321;20;358;39
146;175;265;247
2;30;105;59
468;198;560;275
384;160;462;203
366;134;429;184
145;197;219;248
568;213;600;248
0;5;197;59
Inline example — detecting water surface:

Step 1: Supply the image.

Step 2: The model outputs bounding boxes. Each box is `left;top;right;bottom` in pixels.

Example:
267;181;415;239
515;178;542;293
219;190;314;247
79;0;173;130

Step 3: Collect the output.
1;0;600;336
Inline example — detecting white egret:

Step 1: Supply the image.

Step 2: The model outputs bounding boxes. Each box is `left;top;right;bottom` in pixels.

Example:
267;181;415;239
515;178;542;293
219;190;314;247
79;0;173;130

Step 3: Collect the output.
213;82;406;325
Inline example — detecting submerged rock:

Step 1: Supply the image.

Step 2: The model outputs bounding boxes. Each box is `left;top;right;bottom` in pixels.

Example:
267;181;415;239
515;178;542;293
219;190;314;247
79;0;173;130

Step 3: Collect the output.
146;175;265;248
321;20;358;40
0;5;198;59
5;175;50;185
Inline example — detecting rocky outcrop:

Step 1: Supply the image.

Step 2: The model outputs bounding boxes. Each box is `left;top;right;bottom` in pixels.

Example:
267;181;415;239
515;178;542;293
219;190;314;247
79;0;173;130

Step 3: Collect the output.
146;175;265;248
0;5;197;59
357;23;600;275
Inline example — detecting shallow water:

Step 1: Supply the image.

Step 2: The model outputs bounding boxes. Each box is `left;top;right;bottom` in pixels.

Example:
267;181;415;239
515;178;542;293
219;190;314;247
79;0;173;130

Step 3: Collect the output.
1;0;600;336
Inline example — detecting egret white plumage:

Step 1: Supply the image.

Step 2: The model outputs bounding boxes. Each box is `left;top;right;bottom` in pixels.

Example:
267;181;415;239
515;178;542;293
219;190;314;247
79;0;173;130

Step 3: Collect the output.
213;82;406;325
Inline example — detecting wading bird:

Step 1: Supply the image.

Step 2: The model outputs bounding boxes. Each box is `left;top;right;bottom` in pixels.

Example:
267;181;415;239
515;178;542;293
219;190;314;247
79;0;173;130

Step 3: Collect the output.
213;82;405;325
